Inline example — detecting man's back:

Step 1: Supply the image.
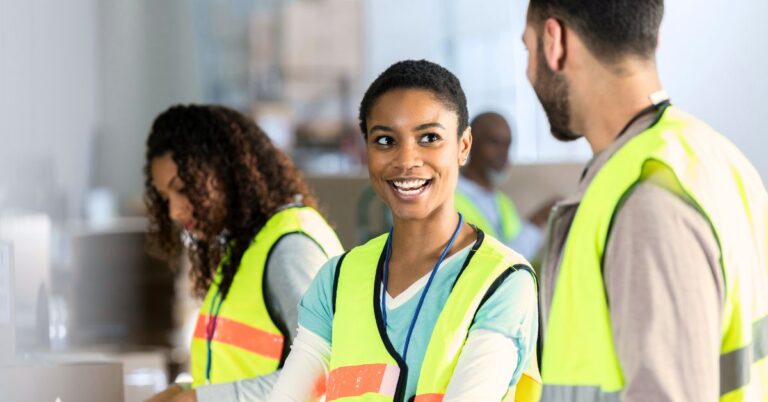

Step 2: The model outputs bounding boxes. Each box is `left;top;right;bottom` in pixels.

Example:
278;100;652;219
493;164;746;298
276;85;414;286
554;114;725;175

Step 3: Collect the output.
539;105;768;400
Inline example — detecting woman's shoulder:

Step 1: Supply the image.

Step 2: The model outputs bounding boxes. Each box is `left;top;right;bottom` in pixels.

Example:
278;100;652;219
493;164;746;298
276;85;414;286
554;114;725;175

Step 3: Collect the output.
476;231;531;267
269;231;326;254
309;253;344;287
296;254;344;341
470;267;537;335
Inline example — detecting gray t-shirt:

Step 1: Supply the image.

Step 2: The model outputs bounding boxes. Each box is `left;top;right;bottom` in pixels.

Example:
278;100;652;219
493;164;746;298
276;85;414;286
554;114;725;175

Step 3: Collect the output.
195;232;330;402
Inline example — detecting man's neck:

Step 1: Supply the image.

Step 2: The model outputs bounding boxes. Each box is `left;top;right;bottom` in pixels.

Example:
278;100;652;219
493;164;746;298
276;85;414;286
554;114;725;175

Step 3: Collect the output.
574;62;663;153
462;166;493;191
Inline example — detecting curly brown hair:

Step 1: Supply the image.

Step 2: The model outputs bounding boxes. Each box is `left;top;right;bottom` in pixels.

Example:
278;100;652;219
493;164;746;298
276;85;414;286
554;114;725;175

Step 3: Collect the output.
144;104;317;299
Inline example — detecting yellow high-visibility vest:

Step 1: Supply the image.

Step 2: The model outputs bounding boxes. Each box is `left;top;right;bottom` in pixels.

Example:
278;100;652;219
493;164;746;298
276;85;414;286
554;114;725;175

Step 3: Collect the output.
190;206;343;387
455;189;522;244
327;231;542;402
542;106;768;401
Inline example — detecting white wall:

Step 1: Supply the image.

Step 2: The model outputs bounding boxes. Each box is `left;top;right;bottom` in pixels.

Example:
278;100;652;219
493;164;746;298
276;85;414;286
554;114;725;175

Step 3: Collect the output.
2;0;766;216
658;0;768;180
363;0;450;84
97;0;202;208
0;0;203;218
0;0;99;217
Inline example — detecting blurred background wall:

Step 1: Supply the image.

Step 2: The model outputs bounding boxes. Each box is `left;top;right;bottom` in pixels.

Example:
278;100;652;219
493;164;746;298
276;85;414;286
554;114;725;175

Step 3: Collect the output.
0;0;766;400
2;0;766;222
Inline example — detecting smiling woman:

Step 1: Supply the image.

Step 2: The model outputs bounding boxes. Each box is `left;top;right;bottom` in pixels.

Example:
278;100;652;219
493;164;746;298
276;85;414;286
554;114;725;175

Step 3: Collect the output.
365;88;469;227
266;60;542;402
142;105;343;402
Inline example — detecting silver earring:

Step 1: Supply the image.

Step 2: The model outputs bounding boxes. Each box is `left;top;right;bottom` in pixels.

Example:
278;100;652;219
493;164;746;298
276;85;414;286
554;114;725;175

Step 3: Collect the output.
181;229;201;250
216;228;231;246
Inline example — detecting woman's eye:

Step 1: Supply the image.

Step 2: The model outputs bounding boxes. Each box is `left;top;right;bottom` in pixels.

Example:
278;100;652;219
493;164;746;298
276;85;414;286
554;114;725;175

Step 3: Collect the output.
419;133;441;143
374;136;394;145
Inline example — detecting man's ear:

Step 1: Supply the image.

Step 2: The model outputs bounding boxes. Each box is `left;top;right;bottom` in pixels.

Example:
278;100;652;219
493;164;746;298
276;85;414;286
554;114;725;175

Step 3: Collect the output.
542;17;567;72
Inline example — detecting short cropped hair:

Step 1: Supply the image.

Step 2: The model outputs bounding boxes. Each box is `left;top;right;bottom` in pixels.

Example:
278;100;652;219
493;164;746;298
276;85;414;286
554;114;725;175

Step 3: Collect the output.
358;59;469;137
529;0;664;63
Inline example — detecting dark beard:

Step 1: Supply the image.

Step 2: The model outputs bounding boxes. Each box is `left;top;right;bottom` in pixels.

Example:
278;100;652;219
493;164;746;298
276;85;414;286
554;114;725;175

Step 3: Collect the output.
533;43;581;142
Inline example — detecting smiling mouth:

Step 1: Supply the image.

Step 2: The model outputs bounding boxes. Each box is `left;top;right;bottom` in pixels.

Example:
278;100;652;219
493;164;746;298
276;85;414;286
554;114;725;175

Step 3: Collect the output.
389;178;432;197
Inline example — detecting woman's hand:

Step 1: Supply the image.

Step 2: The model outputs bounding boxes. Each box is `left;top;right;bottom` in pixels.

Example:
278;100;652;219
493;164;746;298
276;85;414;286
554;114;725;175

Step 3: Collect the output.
143;384;183;402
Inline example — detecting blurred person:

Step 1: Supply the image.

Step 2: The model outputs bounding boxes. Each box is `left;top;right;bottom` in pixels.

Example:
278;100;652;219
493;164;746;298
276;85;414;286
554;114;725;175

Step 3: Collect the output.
523;0;768;400
263;59;541;402
455;112;544;260
142;105;343;402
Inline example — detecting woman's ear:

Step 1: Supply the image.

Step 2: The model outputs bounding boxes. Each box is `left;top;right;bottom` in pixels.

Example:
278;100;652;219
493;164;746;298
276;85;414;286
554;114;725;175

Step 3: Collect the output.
459;126;472;166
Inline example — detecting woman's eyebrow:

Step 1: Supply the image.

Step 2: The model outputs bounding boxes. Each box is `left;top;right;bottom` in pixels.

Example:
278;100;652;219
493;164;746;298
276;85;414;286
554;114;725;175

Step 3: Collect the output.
414;122;445;131
370;124;394;134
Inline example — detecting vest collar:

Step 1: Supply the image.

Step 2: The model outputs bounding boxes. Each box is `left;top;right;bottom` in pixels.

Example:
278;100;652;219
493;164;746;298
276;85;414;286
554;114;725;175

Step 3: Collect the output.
555;106;668;210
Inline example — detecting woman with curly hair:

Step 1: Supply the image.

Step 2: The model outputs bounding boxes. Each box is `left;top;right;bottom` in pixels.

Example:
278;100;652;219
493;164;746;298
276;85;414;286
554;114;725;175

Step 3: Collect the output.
142;104;343;402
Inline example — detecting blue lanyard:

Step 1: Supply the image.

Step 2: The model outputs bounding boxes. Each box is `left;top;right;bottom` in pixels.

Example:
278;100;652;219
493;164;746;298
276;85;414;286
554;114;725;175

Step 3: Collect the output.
205;289;224;384
380;212;463;361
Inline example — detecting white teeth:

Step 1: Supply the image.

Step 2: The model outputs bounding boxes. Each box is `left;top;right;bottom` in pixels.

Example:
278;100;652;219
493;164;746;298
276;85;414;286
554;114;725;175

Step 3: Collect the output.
396;187;421;196
392;179;427;190
391;178;429;197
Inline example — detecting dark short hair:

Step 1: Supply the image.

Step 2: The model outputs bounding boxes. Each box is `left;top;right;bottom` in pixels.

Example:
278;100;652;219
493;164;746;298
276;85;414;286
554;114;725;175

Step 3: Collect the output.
529;0;664;62
358;59;469;137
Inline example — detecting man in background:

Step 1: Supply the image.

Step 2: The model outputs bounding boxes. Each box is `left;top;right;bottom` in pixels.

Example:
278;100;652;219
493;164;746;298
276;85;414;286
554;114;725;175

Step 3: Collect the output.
456;112;544;260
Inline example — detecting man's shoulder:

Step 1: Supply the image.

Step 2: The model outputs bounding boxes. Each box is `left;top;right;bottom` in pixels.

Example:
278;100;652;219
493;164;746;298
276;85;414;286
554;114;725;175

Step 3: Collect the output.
608;179;720;268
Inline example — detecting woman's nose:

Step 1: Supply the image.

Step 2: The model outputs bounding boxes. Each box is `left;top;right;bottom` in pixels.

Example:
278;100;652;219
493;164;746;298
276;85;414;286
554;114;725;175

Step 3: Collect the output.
168;195;190;223
391;141;423;171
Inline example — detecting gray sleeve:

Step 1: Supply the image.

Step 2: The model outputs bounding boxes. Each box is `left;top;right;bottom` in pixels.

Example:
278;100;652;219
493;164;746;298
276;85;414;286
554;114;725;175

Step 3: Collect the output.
605;181;723;402
263;232;329;343
196;233;329;402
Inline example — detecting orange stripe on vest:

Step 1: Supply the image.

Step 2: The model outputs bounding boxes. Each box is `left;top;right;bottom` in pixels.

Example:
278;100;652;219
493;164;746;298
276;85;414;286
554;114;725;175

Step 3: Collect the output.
326;363;399;400
413;393;444;402
193;314;284;360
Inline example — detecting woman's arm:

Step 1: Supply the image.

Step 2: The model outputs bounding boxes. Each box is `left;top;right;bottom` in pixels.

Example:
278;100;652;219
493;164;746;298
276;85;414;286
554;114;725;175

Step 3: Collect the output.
195;233;330;402
444;268;538;401
267;326;332;402
443;329;521;401
266;251;341;401
263;233;331;342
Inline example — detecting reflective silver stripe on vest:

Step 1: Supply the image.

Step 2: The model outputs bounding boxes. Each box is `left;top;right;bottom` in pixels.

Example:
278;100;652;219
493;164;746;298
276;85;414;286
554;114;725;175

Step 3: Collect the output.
541;317;768;400
754;315;768;362
720;315;768;396
541;385;621;402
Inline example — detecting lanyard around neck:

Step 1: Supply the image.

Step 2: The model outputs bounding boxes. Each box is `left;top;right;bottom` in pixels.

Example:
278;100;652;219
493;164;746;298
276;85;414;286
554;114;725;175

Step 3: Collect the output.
380;212;464;361
617;91;671;140
581;93;671;182
205;289;225;384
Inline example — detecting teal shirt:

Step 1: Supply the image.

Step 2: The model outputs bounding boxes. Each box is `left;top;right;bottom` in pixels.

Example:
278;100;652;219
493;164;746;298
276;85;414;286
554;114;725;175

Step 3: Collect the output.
298;241;538;400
